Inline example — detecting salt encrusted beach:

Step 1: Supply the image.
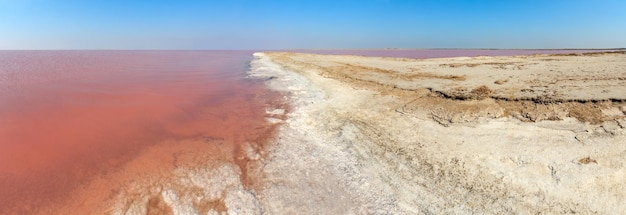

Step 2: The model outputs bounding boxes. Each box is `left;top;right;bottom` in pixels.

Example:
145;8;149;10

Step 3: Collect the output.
7;51;624;214
4;0;625;214
249;51;626;214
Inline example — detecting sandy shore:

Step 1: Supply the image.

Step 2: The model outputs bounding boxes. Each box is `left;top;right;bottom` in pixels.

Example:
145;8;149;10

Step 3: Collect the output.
249;51;626;214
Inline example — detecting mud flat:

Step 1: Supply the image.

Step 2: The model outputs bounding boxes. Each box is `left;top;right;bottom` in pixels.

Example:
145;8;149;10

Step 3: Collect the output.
250;51;626;214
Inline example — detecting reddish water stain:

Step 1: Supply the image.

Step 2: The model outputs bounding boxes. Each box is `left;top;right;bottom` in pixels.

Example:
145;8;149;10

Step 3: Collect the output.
1;49;604;213
0;51;283;214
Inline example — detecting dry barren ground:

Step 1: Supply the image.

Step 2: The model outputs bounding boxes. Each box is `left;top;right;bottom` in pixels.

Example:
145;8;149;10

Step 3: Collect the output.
250;51;626;214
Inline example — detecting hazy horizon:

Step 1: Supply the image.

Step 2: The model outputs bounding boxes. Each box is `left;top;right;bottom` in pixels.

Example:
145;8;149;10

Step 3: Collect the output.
0;48;625;51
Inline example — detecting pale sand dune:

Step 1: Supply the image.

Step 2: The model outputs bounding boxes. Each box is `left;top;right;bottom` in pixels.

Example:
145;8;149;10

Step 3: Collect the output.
250;51;626;214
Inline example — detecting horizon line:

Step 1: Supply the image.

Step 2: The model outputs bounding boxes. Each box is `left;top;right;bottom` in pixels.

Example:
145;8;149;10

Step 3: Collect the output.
1;48;624;51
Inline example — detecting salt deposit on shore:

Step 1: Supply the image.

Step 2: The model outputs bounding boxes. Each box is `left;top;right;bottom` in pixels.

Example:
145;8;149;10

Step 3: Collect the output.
250;51;626;214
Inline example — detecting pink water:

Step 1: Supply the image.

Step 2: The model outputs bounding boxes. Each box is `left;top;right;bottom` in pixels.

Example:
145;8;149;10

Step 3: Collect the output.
0;51;284;214
0;49;606;213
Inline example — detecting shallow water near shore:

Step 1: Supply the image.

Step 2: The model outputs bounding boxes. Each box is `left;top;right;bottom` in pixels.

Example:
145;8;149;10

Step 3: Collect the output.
0;49;618;213
0;50;285;214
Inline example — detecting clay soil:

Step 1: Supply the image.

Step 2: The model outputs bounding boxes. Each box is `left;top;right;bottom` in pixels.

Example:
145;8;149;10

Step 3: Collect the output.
250;51;626;214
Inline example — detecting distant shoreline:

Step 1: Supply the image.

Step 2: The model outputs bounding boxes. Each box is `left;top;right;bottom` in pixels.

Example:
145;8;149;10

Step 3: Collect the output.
0;48;624;51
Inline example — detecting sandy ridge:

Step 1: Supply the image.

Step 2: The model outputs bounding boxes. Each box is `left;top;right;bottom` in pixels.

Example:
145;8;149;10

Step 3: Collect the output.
252;51;626;214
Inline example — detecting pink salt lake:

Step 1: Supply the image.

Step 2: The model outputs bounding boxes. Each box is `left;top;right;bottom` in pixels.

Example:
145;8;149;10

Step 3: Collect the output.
0;49;606;213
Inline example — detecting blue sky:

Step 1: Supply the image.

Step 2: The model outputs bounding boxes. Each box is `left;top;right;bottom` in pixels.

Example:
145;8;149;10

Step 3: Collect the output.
1;0;625;49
